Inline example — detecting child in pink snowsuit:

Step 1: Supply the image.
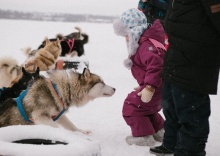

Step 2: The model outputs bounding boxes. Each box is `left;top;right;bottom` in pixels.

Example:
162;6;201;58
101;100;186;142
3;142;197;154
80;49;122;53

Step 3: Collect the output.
113;8;166;146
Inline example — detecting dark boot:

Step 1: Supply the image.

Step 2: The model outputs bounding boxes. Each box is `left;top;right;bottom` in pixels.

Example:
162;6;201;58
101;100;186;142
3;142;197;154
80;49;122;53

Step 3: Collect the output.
149;145;174;156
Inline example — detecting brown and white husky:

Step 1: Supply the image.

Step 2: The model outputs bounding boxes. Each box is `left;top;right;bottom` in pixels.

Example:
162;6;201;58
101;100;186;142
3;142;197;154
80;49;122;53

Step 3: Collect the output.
0;68;115;134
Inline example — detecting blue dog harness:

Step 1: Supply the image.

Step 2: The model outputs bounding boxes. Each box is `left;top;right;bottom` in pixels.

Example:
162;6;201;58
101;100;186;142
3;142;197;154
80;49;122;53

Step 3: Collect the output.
16;81;66;123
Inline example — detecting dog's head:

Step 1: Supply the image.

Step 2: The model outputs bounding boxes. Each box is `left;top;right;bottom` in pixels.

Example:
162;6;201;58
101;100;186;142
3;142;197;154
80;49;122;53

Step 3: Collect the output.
79;68;115;99
0;57;22;87
38;37;61;49
10;67;40;88
88;83;116;98
44;38;62;59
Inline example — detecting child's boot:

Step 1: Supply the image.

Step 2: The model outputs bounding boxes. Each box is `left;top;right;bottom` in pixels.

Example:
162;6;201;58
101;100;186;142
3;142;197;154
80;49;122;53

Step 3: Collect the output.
153;128;164;142
125;135;155;146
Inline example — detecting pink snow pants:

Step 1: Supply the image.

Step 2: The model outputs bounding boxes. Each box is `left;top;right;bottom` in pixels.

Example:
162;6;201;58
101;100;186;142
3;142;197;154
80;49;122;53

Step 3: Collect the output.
123;87;164;137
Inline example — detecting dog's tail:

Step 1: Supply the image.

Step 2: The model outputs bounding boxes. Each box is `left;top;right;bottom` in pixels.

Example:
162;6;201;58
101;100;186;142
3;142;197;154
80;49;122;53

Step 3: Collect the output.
21;47;32;56
75;26;82;35
21;47;37;58
81;33;89;44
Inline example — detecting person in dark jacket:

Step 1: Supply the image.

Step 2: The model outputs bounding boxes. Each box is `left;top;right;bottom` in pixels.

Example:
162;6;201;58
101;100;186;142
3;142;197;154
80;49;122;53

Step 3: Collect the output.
149;0;220;155
138;0;170;49
138;0;169;27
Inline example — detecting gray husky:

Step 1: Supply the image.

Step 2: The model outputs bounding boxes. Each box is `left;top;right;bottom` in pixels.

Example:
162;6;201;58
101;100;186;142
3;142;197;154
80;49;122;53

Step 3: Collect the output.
0;68;115;134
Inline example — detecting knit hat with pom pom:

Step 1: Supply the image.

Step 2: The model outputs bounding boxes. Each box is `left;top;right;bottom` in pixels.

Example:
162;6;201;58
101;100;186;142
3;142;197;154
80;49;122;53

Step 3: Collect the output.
113;8;149;69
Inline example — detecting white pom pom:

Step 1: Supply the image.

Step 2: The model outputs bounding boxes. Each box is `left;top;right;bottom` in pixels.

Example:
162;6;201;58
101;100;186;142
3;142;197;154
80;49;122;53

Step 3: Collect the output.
123;58;133;69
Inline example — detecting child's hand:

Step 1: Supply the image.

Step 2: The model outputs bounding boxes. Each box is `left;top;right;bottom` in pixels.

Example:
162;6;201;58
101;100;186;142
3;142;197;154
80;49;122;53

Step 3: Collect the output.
137;85;155;103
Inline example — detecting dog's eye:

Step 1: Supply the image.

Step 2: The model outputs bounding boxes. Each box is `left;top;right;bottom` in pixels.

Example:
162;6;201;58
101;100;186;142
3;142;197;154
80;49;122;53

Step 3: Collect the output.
99;78;105;84
100;81;105;85
2;64;9;67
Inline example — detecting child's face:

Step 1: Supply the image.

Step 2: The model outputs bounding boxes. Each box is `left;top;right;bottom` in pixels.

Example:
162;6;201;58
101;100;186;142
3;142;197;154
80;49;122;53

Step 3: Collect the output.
125;35;129;42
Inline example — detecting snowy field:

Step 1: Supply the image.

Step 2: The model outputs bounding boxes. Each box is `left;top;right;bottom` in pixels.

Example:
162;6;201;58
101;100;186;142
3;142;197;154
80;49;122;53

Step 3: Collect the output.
0;19;219;156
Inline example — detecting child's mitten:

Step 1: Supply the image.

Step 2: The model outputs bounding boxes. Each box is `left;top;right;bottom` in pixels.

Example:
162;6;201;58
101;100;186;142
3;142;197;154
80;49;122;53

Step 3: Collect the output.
137;85;155;103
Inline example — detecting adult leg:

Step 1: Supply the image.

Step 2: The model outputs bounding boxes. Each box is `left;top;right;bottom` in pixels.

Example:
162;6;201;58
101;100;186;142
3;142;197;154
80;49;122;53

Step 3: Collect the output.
149;81;178;155
162;81;180;151
172;84;210;156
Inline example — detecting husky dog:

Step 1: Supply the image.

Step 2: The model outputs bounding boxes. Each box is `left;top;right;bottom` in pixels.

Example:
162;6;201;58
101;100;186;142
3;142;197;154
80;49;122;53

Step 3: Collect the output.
0;67;40;104
0;57;21;88
0;68;115;134
24;38;61;72
38;34;89;57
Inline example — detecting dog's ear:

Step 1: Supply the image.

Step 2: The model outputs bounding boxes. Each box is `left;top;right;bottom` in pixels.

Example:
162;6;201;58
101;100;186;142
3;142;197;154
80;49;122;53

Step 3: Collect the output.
35;67;40;74
22;67;28;76
45;37;50;45
56;38;61;45
56;34;64;40
82;68;91;79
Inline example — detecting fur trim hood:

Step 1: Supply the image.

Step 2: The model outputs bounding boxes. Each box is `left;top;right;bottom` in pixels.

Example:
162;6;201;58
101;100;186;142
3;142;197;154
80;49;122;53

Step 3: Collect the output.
113;8;149;68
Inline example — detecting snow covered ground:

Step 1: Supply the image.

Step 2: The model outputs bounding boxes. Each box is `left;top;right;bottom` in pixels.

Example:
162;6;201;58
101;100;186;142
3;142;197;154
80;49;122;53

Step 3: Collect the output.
0;19;219;156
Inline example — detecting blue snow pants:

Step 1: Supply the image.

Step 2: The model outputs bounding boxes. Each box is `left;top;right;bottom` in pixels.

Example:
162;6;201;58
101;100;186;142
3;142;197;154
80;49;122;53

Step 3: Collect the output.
162;81;211;156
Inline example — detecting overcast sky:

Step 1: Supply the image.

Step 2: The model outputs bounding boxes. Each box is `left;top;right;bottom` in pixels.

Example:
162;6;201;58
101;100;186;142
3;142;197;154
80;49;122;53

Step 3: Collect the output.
0;0;138;16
